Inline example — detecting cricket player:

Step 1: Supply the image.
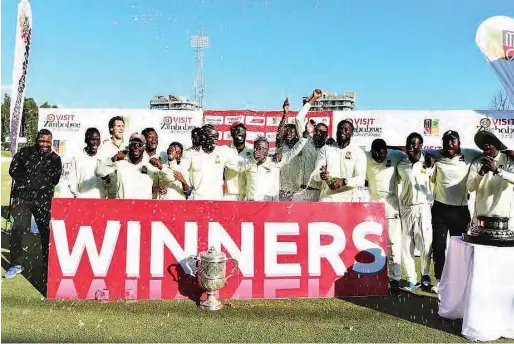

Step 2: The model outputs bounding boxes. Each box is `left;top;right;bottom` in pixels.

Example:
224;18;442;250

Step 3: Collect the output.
224;122;253;201
292;90;327;202
157;142;192;200
424;130;482;292
365;138;407;295
95;133;175;199
68;128;105;199
181;124;256;200
276;98;302;200
467;129;514;220
245;93;315;201
314;119;367;202
396;133;433;292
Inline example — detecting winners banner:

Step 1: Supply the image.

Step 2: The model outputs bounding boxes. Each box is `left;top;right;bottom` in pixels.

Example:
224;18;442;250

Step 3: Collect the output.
38;108;203;198
47;199;388;300
204;110;333;149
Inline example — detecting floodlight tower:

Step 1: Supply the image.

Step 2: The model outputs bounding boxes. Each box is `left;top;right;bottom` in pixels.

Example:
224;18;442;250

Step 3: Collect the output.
191;26;210;108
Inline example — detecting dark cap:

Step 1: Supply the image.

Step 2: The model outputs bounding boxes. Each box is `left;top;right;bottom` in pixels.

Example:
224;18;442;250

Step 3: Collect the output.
442;130;459;140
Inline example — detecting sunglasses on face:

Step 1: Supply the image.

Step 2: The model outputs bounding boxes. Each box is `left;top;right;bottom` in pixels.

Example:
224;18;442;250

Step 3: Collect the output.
129;141;145;148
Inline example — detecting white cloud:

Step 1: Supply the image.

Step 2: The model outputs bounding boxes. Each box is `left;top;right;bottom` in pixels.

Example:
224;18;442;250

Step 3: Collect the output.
1;84;13;91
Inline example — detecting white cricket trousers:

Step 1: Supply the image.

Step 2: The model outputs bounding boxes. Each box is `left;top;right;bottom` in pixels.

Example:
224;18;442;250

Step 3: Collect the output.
387;217;402;282
400;204;433;285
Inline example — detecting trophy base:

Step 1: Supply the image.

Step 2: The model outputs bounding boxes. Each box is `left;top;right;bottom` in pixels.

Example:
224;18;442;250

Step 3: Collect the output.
462;232;514;247
199;292;223;311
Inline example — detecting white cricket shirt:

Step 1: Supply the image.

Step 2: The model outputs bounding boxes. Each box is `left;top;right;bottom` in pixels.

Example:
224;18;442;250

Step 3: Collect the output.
313;143;367;202
181;145;255;200
366;150;407;217
246;137;308;201
396;154;434;207
68;149;105;199
467;152;514;218
424;148;482;206
224;143;254;197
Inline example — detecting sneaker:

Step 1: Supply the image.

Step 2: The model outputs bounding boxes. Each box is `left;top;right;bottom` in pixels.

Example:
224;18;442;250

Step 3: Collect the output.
389;280;400;296
3;265;24;279
421;275;432;292
403;281;419;292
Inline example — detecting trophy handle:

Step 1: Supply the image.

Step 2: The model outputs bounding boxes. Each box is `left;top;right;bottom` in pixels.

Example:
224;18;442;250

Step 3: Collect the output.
224;258;239;286
183;255;198;277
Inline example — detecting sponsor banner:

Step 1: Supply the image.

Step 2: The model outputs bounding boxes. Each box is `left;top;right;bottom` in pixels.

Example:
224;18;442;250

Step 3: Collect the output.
333;110;514;150
47;199;388;300
476;16;514;101
9;0;32;155
38;109;203;198
204;110;333;148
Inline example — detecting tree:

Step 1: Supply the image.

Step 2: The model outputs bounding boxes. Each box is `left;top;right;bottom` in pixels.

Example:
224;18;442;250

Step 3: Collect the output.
490;89;513;111
1;94;11;142
1;96;59;146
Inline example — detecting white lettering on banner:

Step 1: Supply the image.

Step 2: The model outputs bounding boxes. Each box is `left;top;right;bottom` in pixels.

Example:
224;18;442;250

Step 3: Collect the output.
352;222;386;274
225;116;244;125
53;220;385;278
264;223;301;277
88;279;107;299
307;222;347;276
126;221;141;277
52;220;120;277
208;222;255;277
266;132;277;142
150;222;198;277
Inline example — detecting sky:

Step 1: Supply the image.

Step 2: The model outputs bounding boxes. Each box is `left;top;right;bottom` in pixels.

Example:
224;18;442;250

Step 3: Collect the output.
1;0;513;110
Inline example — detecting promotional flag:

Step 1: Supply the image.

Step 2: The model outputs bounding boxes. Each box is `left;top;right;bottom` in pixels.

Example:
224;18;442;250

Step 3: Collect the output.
476;16;514;102
9;0;32;155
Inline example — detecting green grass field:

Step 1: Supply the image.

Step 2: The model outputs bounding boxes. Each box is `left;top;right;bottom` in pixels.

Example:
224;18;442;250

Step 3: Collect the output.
0;161;499;342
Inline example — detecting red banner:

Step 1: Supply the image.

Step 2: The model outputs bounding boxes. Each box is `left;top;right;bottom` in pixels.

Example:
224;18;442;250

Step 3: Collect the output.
203;110;333;148
47;199;388;300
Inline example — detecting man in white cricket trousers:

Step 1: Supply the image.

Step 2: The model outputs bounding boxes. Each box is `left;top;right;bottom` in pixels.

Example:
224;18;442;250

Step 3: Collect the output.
68;128;105;199
224;122;253;201
366;138;407;295
314;119;367;202
467;130;514;222
396;133;434;292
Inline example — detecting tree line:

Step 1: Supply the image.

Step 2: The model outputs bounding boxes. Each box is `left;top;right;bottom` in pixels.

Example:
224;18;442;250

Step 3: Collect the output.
1;94;58;147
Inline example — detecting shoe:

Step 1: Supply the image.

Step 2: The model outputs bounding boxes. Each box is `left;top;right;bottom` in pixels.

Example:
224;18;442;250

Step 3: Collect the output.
421;275;432;292
403;281;419;292
389;280;400;296
431;282;440;294
3;265;24;279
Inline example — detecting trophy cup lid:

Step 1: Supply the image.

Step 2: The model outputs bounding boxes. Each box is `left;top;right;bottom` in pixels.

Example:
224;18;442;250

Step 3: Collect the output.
199;246;226;262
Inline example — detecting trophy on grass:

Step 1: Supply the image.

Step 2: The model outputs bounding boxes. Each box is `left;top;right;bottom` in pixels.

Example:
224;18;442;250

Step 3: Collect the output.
186;247;238;311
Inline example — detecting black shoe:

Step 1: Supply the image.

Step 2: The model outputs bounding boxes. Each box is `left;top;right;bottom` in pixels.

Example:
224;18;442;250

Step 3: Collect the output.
389;280;400;296
421;275;432;292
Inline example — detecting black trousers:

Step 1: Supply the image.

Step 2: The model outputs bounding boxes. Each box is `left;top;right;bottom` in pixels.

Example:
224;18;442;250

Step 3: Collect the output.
431;201;470;280
10;198;51;271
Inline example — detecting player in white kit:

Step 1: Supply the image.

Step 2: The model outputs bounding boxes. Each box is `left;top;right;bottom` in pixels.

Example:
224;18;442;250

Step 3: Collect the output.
365;138;407;295
68;128;105;199
396;133;433;292
224;122;253;201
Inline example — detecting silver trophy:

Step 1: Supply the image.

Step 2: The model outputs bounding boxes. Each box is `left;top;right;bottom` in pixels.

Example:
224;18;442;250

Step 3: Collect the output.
186;246;238;311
